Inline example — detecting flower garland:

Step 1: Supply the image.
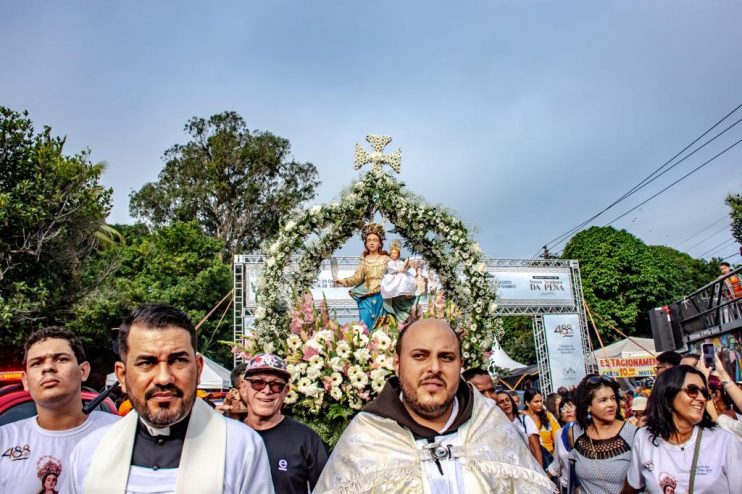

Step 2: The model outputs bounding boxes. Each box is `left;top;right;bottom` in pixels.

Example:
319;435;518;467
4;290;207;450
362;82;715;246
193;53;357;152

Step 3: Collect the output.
253;167;500;369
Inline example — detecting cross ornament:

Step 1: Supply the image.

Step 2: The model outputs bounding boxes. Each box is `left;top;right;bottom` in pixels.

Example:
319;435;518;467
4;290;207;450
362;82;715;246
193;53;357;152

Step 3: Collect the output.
354;134;402;174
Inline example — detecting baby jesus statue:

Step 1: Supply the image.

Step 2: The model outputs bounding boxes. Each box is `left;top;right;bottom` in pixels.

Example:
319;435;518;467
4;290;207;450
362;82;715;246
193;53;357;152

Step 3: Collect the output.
381;240;416;300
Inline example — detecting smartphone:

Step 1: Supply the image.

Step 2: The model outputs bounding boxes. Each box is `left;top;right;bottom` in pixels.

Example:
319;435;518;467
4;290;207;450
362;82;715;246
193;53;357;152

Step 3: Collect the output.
701;343;716;370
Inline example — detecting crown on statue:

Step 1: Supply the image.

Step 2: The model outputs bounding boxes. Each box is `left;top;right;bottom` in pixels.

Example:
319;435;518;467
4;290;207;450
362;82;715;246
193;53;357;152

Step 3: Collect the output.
389;239;402;252
37;456;62;479
361;223;386;243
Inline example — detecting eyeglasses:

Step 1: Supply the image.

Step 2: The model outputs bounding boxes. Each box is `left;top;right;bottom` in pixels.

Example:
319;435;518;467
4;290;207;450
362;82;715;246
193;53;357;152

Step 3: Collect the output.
244;378;287;393
654;365;671;372
560;403;576;413
680;384;709;400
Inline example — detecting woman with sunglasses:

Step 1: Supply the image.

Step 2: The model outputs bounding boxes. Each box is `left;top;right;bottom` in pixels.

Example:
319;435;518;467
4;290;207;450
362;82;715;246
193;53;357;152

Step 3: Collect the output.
569;374;636;493
494;390;543;465
523;388;560;469
622;365;742;493
547;399;578;494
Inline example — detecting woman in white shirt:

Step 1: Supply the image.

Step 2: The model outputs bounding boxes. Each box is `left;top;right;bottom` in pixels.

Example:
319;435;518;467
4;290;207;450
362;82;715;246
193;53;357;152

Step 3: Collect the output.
622;365;742;494
494;390;542;465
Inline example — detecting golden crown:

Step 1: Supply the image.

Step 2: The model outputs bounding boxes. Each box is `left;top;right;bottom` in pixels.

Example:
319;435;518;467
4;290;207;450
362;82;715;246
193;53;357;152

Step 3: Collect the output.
361;223;386;243
389;239;402;252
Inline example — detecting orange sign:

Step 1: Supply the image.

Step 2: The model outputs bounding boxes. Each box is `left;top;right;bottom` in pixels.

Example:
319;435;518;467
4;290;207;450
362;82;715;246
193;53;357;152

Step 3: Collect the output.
597;356;656;378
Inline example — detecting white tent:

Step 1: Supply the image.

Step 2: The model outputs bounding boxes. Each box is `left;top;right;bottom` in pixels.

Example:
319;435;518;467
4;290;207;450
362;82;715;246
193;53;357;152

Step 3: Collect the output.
588;337;657;364
105;354;232;390
489;340;526;371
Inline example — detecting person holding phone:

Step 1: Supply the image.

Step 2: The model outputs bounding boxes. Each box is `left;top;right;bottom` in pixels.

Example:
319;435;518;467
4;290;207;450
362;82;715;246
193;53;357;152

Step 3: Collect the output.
698;354;742;442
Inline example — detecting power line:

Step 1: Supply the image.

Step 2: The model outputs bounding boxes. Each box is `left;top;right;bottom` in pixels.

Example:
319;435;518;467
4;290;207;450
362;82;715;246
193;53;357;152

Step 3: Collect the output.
685;223;732;252
676;216;728;246
548;117;742;252
537;103;742;256
722;251;741;261
698;237;736;259
603;138;742;228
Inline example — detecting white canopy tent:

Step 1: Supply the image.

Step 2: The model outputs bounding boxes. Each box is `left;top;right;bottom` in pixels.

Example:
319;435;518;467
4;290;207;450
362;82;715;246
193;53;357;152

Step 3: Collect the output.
105;354;232;390
588;337;657;365
490;340;526;371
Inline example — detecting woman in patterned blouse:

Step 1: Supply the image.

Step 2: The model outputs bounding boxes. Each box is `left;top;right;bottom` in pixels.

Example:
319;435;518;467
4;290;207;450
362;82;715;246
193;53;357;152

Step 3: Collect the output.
569;375;637;493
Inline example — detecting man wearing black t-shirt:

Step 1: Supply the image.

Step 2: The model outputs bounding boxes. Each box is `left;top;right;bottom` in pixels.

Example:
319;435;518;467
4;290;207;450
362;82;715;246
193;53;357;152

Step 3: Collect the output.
240;353;329;493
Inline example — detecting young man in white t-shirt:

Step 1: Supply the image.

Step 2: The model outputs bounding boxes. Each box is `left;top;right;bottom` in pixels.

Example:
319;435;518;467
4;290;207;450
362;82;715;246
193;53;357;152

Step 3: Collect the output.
0;327;118;493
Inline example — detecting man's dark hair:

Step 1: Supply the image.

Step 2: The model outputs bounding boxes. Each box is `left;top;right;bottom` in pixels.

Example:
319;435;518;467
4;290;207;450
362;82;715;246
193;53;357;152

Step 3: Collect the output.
118;303;197;358
23;326;86;368
462;367;490;382
720;261;731;268
394;318;462;357
656;351;682;366
231;362;247;388
645;365;715;444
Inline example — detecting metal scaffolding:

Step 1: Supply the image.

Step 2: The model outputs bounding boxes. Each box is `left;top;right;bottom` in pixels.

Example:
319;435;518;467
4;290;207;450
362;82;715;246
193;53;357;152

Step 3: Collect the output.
233;255;592;391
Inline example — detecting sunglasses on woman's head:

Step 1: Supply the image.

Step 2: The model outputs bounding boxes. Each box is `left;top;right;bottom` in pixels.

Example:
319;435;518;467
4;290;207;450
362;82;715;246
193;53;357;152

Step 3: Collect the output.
680;384;709;400
586;375;615;385
244;378;287;393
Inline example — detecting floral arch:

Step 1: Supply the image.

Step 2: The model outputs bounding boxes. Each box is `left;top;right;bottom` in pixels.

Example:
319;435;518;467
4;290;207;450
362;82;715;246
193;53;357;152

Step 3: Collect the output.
253;136;500;367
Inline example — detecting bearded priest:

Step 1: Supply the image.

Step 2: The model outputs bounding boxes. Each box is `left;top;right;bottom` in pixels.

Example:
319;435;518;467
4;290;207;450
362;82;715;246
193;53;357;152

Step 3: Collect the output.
313;319;554;494
65;304;274;494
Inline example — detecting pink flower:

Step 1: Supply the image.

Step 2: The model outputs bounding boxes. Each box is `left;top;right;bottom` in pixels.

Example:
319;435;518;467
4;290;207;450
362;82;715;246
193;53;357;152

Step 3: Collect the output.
302;346;319;361
321;375;333;392
359;390;371;401
319;301;330;327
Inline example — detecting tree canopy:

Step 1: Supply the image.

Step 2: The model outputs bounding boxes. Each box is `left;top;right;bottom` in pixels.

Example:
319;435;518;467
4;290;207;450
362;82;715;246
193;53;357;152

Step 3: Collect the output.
70;221;233;385
0;106;112;359
129;111;320;258
563;226;717;342
727;192;742;247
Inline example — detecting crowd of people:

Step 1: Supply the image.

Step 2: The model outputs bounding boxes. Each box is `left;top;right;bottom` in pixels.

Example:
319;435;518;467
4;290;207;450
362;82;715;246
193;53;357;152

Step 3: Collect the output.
464;349;742;493
2;302;742;493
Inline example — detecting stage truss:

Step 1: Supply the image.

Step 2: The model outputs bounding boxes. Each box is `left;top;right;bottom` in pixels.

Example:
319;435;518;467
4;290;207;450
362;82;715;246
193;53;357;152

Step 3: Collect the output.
233;255;592;394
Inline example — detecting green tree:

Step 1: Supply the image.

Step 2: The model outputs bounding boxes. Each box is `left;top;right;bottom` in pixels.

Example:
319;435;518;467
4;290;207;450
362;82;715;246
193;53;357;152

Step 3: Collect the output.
727;192;742;246
129;111;320;258
70;221;233;385
500;316;536;365
563;226;716;342
0;106;112;361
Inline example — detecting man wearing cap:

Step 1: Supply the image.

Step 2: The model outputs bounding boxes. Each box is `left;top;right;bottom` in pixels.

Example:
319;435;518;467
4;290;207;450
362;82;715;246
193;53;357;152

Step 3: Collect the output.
240;353;328;494
314;319;553;493
628;396;648;428
65;303;274;493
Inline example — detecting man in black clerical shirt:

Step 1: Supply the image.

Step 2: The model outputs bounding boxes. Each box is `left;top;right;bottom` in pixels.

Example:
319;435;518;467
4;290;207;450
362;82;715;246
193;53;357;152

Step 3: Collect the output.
240;353;329;493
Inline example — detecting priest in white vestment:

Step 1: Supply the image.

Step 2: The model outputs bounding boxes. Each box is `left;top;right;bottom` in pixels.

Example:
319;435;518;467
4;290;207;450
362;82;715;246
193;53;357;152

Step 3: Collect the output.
314;319;555;494
65;303;274;494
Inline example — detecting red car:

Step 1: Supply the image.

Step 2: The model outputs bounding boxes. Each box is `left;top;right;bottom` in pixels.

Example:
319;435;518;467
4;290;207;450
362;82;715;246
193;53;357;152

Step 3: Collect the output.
0;372;118;426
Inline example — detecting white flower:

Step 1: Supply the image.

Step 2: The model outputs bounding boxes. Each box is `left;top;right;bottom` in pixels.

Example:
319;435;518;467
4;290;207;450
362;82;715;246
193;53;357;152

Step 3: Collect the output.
254;306;266;320
347;365;364;378
349;398;362;410
350;372;368;389
296;377;312;391
284;390;298;404
353;348;370;363
308;354;323;367
372;332;392;350
262;341;275;354
315;329;334;342
269;242;280;254
305;338;324;351
330;372;343;387
329;356;346;372
284;220;297;231
266;257;276;268
310;205;322;215
295;363;308;374
330;387;343;400
355;333;369;347
307;366;321;380
336;341;351;358
287;334;302;351
371;376;386;393
370;368;386;381
475;263;486;274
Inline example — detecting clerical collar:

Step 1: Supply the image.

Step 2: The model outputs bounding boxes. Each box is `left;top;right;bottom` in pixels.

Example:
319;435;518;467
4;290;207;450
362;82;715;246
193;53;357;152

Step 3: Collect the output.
138;412;190;438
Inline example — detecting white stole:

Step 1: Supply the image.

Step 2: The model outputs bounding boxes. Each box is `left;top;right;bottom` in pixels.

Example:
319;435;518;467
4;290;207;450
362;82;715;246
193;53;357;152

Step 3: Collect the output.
83;398;227;493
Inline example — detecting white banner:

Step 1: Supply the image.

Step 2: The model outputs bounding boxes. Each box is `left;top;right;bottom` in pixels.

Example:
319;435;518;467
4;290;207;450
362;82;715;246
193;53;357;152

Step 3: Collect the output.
490;268;575;306
543;314;586;390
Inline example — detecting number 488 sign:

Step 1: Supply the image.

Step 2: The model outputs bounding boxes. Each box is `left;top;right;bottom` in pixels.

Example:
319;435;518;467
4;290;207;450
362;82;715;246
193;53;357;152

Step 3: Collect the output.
553;324;574;337
544;314;586;389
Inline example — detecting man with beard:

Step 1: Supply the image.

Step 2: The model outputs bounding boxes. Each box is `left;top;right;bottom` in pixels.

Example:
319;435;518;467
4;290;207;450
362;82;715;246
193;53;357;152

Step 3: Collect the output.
314;319;553;493
64;304;273;493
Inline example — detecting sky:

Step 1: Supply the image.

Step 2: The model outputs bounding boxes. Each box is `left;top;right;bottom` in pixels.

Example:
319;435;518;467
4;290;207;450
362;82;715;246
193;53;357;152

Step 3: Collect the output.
2;1;741;262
